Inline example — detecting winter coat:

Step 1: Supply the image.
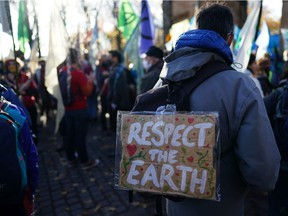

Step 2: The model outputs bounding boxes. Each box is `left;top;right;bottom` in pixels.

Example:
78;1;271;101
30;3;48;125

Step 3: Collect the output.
140;60;164;94
162;30;281;216
108;64;133;111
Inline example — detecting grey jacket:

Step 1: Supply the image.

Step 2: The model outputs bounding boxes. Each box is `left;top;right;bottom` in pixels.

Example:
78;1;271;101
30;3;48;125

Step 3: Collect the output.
162;47;281;216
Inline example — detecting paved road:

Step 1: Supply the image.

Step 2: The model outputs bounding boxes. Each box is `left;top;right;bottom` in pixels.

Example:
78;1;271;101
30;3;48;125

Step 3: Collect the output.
35;118;164;216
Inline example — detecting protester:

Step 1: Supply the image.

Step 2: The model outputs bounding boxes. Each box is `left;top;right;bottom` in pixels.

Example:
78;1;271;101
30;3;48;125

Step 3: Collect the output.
244;53;264;97
257;55;274;96
82;54;98;124
96;54;111;133
0;87;39;216
18;66;39;144
140;45;164;93
59;48;100;170
3;59;38;142
33;59;55;121
264;62;288;216
153;3;280;216
107;50;135;132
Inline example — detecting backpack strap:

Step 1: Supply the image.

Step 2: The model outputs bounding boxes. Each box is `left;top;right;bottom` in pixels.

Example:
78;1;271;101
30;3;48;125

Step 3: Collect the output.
167;61;234;110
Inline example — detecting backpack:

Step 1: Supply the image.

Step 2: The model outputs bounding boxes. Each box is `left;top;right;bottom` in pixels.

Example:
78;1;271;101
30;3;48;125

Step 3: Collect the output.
114;65;137;110
133;61;233;112
131;61;234;215
58;68;75;106
0;97;28;205
272;79;288;164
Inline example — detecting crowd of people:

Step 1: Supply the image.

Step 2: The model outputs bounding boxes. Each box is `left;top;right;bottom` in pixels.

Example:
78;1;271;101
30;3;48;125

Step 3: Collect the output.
0;2;288;216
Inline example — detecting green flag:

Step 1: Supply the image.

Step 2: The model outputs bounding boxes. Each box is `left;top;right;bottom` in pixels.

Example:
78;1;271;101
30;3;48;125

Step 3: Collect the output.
118;0;139;40
18;0;30;53
124;23;143;93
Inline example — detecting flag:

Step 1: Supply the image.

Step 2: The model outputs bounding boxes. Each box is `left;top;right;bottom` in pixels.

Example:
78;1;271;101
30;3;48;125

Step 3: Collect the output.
29;39;39;74
89;11;99;69
18;0;31;53
90;12;99;47
45;2;68;133
124;23;143;92
233;1;262;72
139;0;154;55
281;28;288;51
118;0;139;40
0;1;12;35
255;20;270;60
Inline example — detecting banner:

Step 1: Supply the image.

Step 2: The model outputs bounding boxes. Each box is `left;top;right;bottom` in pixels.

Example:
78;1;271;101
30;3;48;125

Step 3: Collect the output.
115;112;220;200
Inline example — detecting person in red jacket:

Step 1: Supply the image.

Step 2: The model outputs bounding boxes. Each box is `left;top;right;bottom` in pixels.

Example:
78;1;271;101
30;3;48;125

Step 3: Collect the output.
59;48;100;170
18;67;39;144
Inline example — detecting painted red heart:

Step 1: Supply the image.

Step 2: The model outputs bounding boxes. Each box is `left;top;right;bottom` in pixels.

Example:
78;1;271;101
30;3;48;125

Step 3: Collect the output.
188;118;194;124
127;144;137;157
187;156;194;163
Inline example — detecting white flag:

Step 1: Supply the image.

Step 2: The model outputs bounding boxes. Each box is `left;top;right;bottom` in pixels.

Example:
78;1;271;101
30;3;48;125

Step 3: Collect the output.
29;40;39;74
255;20;270;60
233;1;262;72
45;2;68;133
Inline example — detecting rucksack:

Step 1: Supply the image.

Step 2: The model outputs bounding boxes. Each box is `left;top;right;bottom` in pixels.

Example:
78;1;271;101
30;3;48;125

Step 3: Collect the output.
133;61;233;112
272;79;288;164
114;65;137;110
131;61;234;215
58;68;75;106
0;97;28;205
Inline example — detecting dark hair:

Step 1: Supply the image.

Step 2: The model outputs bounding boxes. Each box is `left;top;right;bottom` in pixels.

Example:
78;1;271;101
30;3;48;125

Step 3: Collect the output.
109;50;123;63
196;3;234;39
248;53;256;66
68;48;78;64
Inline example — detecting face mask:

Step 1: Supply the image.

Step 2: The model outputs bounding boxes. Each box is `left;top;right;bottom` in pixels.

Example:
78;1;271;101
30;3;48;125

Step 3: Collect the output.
142;59;152;70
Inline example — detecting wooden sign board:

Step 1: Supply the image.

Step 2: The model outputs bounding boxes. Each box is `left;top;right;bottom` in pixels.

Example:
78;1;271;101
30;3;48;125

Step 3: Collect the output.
117;113;219;200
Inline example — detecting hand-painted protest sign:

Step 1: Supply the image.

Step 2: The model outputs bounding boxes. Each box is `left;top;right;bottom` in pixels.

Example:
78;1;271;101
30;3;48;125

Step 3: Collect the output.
116;112;220;201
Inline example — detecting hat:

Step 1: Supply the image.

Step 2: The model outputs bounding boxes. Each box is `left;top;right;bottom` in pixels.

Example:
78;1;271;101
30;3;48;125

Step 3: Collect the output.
146;46;163;59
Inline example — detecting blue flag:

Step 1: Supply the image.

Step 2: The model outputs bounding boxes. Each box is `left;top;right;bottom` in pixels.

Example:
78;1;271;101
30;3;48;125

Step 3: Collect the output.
139;0;154;55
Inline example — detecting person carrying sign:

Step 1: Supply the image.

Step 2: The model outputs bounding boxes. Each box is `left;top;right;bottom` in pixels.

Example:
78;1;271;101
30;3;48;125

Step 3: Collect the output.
154;3;280;216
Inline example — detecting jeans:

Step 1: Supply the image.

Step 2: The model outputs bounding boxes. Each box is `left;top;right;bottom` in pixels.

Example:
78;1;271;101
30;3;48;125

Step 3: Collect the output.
64;108;89;163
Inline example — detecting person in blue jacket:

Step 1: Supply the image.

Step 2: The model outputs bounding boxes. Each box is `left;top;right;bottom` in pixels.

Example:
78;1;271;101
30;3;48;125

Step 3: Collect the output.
0;88;39;215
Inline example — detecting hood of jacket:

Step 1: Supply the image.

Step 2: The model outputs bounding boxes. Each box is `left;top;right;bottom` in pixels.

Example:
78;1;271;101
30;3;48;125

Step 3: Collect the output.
160;29;233;82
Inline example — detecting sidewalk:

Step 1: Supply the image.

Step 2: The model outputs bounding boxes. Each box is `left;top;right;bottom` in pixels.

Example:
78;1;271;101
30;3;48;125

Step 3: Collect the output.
35;117;164;216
